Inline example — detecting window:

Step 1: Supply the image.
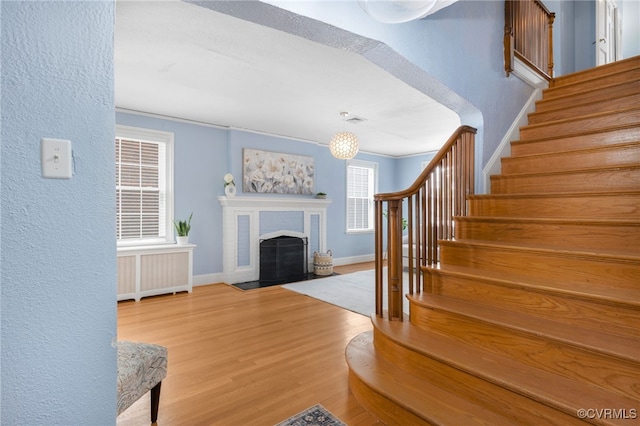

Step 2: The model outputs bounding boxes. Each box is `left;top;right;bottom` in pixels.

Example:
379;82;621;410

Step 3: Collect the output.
346;159;377;232
116;125;173;245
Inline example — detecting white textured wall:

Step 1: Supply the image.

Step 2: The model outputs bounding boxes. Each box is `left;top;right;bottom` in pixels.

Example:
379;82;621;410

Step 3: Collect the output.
1;1;116;423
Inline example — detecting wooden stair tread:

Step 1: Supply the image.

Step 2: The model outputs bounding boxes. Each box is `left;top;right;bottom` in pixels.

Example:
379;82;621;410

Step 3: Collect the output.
551;56;640;87
535;81;640;116
492;163;640;179
453;216;640;252
440;238;640;264
531;92;640;122
466;191;640;220
511;124;640;148
371;318;638;425
468;190;640;200
518;106;640;141
423;263;640;308
543;67;640;99
544;75;640;102
455;216;639;226
522;106;640;130
408;293;639;363
346;331;516;426
503;141;640;161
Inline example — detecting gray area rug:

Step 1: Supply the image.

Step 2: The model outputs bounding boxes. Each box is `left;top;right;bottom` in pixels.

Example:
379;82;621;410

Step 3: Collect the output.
282;268;409;316
274;404;346;426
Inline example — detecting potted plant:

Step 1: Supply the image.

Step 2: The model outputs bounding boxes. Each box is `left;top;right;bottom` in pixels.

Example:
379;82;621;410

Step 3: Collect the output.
316;192;327;199
174;212;193;245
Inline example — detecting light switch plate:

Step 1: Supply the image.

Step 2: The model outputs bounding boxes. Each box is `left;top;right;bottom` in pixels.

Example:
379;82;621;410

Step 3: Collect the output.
41;138;72;179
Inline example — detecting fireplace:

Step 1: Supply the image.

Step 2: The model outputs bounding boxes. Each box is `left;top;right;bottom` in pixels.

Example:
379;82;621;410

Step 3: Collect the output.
260;235;308;284
219;196;330;284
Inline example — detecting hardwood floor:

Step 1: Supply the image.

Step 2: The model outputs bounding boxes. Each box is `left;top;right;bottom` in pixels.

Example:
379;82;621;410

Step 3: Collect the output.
117;262;383;426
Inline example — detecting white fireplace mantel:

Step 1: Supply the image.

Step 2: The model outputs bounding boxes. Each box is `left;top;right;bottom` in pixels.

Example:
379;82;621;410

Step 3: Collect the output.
219;196;332;209
218;196;331;284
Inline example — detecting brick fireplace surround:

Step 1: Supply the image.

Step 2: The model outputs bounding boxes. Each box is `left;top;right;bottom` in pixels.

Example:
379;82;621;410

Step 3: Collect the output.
218;196;331;284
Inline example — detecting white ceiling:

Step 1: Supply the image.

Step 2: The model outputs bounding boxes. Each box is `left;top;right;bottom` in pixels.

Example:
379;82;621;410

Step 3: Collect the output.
115;0;461;157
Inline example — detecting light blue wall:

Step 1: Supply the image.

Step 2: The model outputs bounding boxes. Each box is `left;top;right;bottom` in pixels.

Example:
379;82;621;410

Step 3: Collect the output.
1;1;116;424
116;112;399;272
574;0;597;71
620;0;640;59
549;0;640;74
259;0;532;169
396;152;437;190
118;0;628;276
115;112;228;276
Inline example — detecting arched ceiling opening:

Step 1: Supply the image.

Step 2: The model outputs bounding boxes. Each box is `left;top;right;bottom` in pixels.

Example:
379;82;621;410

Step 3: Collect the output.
115;0;470;157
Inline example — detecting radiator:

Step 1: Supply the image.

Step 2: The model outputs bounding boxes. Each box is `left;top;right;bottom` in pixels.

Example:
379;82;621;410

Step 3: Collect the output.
117;244;194;301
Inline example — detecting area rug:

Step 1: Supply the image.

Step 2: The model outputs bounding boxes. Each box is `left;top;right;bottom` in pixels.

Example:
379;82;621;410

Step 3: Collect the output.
282;268;409;316
274;404;346;426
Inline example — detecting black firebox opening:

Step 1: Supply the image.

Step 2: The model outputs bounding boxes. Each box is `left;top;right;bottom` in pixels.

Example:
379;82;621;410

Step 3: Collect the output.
259;235;308;285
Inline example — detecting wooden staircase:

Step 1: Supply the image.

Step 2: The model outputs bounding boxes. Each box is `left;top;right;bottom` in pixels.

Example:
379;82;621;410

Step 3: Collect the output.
346;56;640;425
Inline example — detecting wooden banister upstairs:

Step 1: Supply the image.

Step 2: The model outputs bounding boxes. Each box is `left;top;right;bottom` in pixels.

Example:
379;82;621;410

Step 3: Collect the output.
374;126;476;321
504;0;555;80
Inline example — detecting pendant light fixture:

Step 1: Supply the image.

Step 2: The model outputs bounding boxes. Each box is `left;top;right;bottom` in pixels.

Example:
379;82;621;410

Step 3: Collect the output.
329;112;359;160
357;0;439;24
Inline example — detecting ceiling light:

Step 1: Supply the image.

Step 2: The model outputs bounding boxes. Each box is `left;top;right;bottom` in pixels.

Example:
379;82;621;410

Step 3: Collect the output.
329;112;359;160
357;0;438;23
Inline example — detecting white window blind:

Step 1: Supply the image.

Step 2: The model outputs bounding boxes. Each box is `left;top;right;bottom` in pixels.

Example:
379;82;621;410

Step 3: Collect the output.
346;160;377;232
116;125;173;245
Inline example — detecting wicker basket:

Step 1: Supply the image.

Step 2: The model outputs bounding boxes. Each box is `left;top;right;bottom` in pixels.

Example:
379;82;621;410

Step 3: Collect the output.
313;250;333;276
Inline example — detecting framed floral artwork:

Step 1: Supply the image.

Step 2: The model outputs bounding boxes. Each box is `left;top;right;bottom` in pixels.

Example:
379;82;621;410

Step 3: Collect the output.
243;149;314;195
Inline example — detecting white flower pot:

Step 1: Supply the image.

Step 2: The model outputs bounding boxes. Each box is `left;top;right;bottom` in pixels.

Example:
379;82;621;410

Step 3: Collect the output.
176;236;189;245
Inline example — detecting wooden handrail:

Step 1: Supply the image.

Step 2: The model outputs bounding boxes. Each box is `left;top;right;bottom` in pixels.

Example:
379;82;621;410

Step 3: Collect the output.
374;126;476;321
504;0;555;80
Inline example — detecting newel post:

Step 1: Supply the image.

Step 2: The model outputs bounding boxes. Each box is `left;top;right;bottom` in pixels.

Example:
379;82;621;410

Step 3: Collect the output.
386;199;404;320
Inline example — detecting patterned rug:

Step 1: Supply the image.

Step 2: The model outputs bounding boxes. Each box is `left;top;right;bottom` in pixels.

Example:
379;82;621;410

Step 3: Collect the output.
274;404;346;426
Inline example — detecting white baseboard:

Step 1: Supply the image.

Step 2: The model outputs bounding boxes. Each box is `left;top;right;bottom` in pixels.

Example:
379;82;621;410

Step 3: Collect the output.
193;272;225;286
332;254;375;266
483;88;543;192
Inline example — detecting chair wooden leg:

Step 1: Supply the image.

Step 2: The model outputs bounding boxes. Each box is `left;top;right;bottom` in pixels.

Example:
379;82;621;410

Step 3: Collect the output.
150;381;162;423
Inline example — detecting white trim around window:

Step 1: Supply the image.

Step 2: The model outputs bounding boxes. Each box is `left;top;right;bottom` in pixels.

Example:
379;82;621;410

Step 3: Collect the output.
115;124;174;246
346;159;378;234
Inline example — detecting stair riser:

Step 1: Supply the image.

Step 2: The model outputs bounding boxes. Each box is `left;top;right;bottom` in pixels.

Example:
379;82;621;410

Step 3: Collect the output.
543;68;640;100
348;373;432;426
409;307;640;401
454;220;640;253
511;127;640;156
438;242;640;289
372;330;586;425
534;82;640;115
550;57;640;86
519;109;640;141
490;167;640;194
347;332;513;426
530;93;640;124
468;194;640;220
422;269;640;339
502;144;640;174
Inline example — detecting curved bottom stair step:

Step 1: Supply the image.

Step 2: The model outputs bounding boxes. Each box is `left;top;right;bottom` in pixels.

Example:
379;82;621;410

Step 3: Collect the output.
346;331;547;426
362;317;639;425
